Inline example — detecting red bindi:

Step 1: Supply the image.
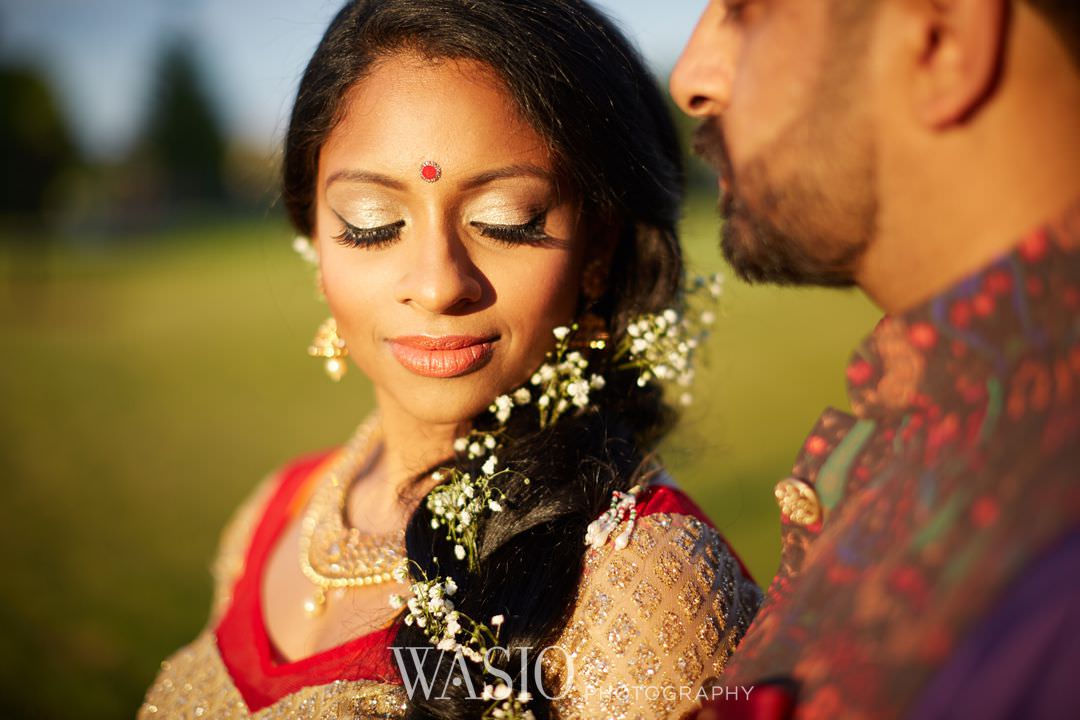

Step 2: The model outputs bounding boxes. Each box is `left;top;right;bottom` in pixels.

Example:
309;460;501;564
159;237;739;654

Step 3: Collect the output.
420;161;442;183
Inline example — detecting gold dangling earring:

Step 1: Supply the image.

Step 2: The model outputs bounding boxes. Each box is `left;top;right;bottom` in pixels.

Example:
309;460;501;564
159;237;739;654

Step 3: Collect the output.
308;317;348;381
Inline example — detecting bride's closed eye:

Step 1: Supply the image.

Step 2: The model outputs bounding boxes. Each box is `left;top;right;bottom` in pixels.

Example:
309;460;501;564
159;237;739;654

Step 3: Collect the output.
471;212;551;247
332;213;557;250
334;218;406;249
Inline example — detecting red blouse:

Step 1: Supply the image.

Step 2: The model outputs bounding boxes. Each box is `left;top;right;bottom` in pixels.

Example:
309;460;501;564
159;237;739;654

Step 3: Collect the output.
213;450;745;712
214;450;400;712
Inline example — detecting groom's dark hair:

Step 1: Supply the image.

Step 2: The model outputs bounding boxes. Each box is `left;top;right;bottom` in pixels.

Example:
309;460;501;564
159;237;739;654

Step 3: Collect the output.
1028;0;1080;64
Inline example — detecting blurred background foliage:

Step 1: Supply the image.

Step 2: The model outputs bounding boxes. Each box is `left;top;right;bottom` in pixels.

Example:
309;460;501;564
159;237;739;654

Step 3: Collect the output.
0;6;881;718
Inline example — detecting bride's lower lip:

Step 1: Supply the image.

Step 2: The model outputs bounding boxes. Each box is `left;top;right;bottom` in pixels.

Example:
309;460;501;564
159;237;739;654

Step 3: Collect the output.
388;338;496;378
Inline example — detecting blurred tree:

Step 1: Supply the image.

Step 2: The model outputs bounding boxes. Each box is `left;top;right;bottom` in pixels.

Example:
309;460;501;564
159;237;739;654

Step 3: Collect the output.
138;38;229;209
0;65;80;236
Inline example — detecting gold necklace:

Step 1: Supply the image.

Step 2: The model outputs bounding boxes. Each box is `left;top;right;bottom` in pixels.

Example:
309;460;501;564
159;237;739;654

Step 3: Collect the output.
298;415;408;617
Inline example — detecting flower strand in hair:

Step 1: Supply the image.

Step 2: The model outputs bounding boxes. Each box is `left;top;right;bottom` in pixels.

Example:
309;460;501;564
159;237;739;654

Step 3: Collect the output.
398;273;722;719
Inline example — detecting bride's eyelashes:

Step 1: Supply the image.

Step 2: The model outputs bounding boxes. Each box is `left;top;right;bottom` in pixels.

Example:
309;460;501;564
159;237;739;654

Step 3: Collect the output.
334;219;405;249
471;212;551;247
331;212;554;249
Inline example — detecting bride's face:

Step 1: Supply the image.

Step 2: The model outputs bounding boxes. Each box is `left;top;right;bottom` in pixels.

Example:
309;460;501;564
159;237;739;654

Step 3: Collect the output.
315;53;588;426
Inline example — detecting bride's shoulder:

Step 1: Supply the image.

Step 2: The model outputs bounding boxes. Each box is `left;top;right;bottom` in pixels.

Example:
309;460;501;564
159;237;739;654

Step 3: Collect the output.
205;447;337;625
583;471;758;590
542;472;763;718
581;470;753;573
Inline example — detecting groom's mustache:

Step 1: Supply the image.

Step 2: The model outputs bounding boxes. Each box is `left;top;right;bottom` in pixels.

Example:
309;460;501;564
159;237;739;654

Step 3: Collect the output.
692;119;735;216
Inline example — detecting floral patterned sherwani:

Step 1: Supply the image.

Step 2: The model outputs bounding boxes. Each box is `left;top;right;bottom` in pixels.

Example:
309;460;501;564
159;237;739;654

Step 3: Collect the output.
705;202;1080;720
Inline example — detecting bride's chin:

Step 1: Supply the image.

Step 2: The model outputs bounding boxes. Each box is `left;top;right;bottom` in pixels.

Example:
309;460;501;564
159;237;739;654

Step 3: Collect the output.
386;386;505;428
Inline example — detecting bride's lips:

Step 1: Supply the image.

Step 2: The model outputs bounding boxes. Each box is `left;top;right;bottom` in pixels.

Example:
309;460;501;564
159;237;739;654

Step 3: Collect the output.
388;335;497;378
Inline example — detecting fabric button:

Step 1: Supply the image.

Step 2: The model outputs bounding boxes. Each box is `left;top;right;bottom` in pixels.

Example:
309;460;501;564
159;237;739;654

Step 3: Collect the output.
774;478;823;527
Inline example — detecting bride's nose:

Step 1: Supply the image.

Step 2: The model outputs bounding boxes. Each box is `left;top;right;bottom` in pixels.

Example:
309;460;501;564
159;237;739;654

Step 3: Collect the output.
394;223;484;314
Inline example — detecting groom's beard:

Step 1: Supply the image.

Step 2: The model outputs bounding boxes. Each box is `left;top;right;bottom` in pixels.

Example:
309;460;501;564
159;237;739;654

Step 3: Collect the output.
693;119;866;287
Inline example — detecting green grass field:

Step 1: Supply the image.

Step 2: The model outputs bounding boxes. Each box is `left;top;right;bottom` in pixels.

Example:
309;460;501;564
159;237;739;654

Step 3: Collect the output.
0;198;881;718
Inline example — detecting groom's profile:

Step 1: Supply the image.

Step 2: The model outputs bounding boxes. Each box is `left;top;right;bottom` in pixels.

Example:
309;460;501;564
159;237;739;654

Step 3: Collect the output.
672;1;1080;718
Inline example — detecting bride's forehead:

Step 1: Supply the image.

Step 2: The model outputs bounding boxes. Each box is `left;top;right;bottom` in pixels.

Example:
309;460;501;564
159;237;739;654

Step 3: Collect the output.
321;55;553;181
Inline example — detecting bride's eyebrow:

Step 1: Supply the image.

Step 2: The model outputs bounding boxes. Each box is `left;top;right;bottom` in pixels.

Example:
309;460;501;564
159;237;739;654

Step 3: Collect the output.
325;169;406;191
459;164;554;191
324;164;555;192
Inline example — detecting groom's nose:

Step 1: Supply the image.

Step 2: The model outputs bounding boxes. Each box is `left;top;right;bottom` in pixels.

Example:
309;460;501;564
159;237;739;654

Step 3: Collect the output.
670;3;737;118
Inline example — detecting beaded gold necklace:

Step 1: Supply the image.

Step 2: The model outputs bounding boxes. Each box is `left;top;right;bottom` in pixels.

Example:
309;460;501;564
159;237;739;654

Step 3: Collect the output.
298;415;408;617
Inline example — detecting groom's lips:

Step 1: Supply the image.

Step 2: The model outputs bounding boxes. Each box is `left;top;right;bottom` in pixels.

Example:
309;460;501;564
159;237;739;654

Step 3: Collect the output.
388;335;497;378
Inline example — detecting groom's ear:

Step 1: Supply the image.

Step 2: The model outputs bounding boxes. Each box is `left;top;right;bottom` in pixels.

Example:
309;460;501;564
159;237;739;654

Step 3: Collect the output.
904;0;1008;128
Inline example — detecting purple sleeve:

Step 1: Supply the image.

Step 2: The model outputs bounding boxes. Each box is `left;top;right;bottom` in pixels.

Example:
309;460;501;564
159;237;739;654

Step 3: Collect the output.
909;529;1080;719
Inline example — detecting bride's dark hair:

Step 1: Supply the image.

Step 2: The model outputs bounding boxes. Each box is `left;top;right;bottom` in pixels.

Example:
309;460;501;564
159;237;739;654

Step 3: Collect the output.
283;1;684;717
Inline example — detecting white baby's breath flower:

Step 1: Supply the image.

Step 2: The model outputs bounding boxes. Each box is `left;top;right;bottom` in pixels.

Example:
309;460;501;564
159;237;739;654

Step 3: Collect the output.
513;387;532;404
552;326;570;341
481;455;498;476
489;499;502;512
454;437;468;453
491;395;514;423
491;614;504;626
292;235;319;265
454;544;466;560
389;594;404;609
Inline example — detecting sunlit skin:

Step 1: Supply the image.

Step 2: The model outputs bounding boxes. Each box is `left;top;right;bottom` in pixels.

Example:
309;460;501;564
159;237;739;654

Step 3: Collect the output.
261;53;590;661
671;0;1080;313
